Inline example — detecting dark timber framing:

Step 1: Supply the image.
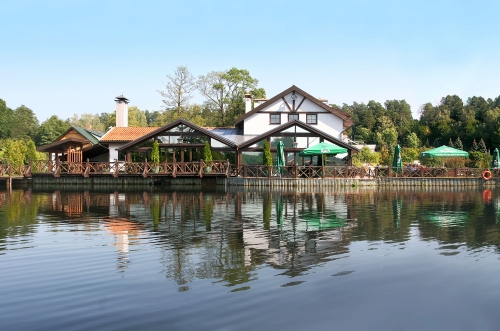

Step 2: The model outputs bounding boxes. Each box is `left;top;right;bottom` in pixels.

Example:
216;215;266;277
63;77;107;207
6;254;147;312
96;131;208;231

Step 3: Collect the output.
234;85;353;129
236;120;359;166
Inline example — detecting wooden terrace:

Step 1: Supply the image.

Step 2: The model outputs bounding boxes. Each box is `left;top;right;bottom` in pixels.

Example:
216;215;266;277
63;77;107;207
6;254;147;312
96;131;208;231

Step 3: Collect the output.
1;160;499;180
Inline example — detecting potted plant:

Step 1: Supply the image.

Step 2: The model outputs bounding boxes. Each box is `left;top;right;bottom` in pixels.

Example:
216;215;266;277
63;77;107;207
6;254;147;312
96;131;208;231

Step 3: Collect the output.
203;141;213;172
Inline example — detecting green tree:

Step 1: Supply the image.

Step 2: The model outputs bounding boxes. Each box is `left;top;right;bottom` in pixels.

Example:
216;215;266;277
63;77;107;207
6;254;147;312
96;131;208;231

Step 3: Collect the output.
67;113;105;132
263;140;272;166
478;138;487;153
11;105;39;140
197;68;262;126
128;106;148;127
454;137;463;150
35;115;69;146
0;99;14;139
404;132;420;148
471;139;478;151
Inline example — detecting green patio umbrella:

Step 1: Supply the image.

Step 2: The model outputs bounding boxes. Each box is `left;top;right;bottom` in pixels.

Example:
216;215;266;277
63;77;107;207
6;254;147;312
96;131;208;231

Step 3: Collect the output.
492;148;500;168
392;144;403;173
299;142;347;157
276;141;286;175
420;145;469;167
420;145;469;158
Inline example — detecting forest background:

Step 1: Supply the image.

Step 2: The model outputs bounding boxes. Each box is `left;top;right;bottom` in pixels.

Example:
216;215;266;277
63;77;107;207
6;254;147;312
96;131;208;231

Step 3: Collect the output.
1;66;499;168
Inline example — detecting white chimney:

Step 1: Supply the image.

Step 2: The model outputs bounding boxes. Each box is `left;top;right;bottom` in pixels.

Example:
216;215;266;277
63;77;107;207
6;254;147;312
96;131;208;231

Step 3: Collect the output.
244;93;252;113
115;95;129;127
254;98;267;108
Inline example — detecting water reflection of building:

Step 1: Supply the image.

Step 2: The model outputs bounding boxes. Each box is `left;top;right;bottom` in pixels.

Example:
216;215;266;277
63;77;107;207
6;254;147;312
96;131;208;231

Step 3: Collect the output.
102;217;142;271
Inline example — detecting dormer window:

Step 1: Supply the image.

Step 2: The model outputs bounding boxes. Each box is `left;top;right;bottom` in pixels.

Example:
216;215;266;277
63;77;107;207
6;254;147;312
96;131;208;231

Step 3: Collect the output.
270;114;281;124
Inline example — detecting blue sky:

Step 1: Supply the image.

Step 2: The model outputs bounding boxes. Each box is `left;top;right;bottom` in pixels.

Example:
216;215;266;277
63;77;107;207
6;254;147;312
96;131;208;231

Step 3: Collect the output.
1;0;500;122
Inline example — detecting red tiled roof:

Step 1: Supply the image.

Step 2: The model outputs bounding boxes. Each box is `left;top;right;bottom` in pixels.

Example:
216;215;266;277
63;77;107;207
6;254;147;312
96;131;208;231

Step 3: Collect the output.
100;127;160;142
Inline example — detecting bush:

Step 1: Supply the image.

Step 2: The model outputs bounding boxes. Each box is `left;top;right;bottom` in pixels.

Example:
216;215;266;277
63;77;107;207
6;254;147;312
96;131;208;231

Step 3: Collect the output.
468;151;491;168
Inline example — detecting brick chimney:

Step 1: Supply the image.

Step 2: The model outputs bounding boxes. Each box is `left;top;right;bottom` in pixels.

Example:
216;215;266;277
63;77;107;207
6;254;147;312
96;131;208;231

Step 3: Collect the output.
114;95;129;127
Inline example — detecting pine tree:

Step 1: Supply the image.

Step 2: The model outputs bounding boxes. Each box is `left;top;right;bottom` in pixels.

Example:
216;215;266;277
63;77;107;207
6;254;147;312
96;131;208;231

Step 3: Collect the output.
202;141;213;165
471;139;478;151
449;138;454;148
263;140;272;166
454;137;463;150
478;138;487;153
151;140;160;163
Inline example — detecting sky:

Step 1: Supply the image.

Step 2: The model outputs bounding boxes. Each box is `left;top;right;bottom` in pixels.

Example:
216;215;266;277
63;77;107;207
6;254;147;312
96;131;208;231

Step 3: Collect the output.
1;0;500;122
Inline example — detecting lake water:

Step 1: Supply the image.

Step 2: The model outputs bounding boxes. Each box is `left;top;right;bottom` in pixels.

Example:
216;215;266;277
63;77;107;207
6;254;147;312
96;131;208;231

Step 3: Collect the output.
1;186;500;331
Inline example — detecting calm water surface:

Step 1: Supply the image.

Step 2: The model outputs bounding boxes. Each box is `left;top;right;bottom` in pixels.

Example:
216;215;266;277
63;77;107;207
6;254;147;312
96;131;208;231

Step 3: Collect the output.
2;187;500;331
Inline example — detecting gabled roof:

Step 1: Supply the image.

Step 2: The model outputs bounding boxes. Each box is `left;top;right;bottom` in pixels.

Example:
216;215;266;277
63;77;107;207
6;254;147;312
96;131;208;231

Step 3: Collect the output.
37;138;90;152
117;119;238;151
238;120;359;152
100;127;160;142
234;85;353;129
72;127;104;144
54;126;104;145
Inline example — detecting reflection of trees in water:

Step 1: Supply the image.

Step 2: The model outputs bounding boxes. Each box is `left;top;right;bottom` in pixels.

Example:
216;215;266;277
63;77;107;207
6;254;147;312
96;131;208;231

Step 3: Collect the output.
4;187;500;286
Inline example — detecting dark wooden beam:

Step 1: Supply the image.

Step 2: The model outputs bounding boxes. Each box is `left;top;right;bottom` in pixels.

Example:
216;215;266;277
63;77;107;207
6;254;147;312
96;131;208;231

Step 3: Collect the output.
296;96;306;111
282;97;293;112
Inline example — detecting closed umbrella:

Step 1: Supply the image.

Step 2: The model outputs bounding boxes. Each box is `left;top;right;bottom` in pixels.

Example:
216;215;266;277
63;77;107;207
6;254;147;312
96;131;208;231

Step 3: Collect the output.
276;141;286;175
392;144;403;173
492;148;500;169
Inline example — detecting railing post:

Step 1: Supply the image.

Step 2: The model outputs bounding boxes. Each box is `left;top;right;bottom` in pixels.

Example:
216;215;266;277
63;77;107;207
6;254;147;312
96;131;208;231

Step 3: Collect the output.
142;158;148;178
268;165;272;179
322;164;325;178
199;159;204;178
54;158;61;178
24;159;33;178
84;158;90;177
225;159;230;178
173;157;177;178
244;165;247;178
294;165;298;179
114;159;119;178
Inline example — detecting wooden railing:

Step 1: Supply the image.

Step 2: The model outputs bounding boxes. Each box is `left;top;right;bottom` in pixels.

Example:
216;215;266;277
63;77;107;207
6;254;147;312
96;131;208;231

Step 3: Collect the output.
1;161;499;180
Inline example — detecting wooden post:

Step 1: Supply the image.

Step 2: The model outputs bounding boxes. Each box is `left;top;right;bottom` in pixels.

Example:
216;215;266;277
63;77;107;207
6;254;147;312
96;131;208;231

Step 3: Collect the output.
84;158;90;177
142;158;148;178
199;159;204;178
173;157;177;178
225;159;230;178
114;159;119;178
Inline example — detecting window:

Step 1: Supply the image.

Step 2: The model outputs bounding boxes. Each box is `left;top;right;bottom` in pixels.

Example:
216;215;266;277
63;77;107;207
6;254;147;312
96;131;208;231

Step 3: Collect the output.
270;114;281;124
306;114;317;124
288;114;299;122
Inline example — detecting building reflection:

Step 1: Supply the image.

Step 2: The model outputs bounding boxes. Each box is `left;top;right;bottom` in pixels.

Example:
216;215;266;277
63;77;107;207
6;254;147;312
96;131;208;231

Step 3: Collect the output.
2;187;500;285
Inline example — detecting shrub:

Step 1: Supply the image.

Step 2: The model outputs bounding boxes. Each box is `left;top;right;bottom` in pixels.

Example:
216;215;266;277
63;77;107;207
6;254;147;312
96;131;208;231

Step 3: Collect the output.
202;141;213;165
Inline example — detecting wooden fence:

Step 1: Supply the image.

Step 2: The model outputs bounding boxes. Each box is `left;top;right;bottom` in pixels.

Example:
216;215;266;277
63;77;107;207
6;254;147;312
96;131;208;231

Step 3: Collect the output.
1;160;499;180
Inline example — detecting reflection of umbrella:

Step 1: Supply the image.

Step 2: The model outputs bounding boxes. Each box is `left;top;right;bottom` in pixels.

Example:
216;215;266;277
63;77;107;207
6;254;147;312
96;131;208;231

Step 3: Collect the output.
392;198;402;226
276;141;286;175
392;144;403;173
275;195;283;225
299;211;346;231
425;211;467;227
492;148;500;168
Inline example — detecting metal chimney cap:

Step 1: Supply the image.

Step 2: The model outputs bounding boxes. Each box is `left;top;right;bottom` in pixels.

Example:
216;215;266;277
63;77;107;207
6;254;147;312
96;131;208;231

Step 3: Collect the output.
115;95;129;103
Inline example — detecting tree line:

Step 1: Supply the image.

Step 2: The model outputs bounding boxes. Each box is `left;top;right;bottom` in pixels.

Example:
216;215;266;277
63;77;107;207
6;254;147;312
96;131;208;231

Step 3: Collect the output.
2;65;500;167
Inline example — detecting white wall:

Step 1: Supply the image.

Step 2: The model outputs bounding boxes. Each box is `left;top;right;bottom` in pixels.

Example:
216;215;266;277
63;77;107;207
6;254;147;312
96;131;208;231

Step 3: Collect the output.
108;143;122;162
243;91;344;138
